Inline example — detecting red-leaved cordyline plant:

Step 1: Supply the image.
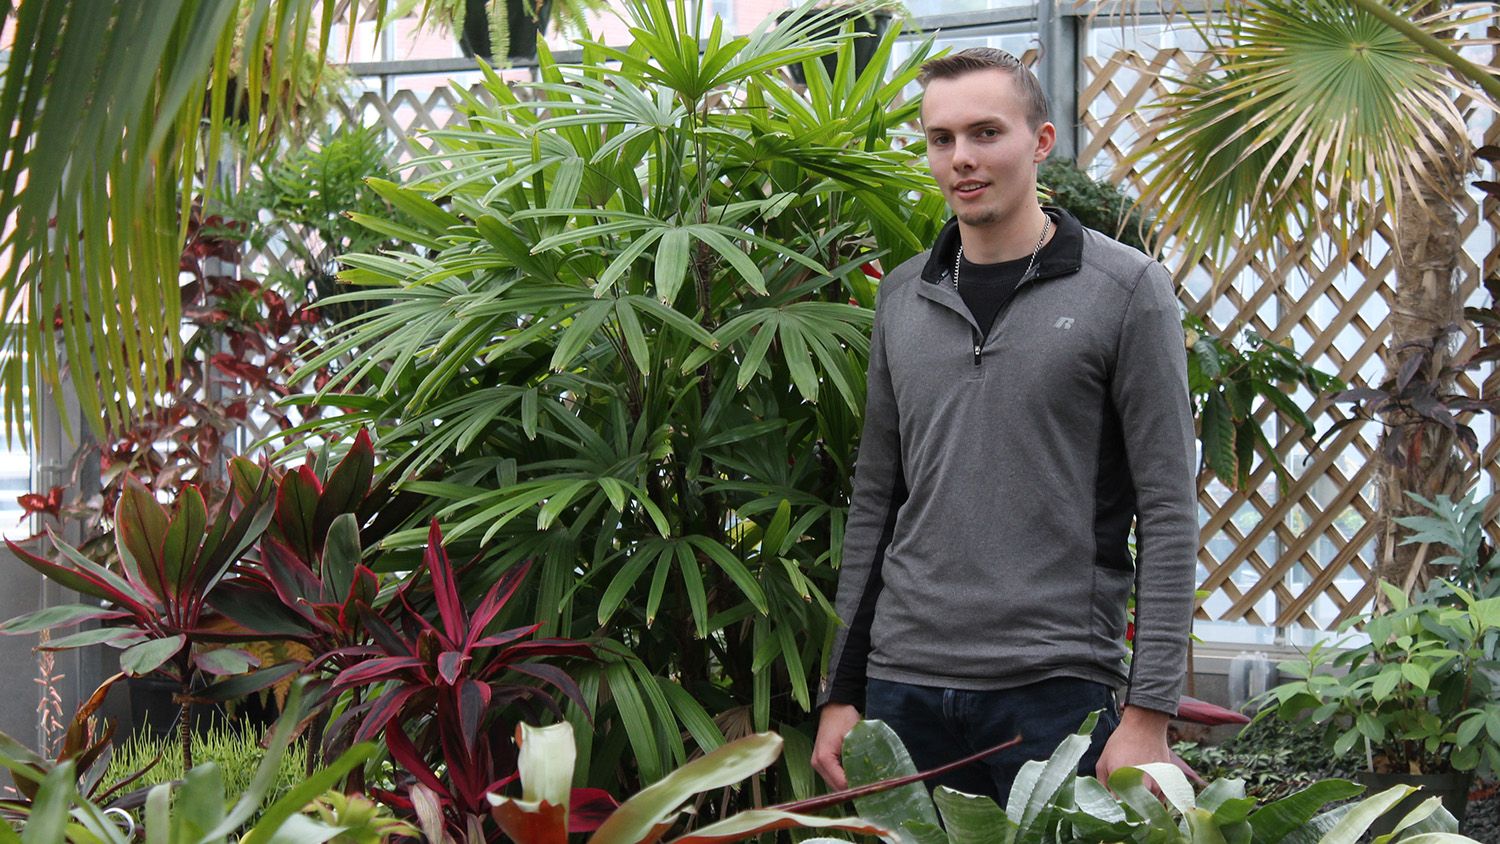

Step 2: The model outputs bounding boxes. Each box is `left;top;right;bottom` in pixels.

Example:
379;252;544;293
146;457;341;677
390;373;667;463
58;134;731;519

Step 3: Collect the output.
1;474;276;770
207;429;392;666
199;428;430;772
325;518;595;838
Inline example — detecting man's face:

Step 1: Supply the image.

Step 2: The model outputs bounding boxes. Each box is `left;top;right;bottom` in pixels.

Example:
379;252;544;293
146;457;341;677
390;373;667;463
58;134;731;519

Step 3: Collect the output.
922;69;1055;231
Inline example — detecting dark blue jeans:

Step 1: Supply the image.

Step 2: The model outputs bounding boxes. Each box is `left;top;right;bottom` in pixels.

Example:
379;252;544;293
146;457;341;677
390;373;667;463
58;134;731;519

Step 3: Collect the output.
865;675;1118;805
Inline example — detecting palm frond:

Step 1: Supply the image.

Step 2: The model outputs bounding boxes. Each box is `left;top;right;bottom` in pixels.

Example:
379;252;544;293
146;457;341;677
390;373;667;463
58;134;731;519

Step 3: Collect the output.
0;0;391;445
1128;0;1493;272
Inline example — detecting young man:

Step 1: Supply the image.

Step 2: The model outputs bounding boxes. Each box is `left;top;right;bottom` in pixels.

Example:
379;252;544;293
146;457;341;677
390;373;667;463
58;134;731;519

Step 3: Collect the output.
810;48;1197;802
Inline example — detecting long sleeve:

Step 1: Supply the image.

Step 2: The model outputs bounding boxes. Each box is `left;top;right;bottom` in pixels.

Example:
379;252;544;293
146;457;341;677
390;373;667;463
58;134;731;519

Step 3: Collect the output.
819;289;908;708
1109;262;1198;715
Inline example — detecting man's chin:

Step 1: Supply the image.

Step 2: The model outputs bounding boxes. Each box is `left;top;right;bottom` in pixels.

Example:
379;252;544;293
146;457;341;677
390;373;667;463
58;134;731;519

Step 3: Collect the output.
956;209;1001;227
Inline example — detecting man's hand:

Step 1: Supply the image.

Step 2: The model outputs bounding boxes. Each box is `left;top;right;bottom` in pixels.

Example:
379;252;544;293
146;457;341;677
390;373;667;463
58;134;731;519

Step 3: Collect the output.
1095;704;1172;790
811;703;862;791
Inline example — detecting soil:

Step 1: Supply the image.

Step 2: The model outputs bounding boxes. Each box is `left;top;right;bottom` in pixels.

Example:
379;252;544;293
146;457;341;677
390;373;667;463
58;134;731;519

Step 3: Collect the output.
1464;780;1499;843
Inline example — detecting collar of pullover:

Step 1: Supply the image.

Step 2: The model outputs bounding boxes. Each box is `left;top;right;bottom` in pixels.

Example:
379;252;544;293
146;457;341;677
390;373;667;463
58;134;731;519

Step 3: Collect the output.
920;205;1084;286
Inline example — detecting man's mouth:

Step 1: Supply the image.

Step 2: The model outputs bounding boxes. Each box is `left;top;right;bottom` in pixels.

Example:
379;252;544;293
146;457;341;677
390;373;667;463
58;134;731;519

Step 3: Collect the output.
954;181;989;198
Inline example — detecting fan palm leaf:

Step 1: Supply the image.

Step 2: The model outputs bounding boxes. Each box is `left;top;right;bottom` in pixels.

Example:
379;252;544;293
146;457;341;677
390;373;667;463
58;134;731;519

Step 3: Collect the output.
0;0;391;445
1129;0;1492;270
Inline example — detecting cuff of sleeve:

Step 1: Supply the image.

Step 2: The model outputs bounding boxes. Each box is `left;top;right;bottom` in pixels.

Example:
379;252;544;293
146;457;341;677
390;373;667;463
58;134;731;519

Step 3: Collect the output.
818;678;864;709
1121;691;1180;717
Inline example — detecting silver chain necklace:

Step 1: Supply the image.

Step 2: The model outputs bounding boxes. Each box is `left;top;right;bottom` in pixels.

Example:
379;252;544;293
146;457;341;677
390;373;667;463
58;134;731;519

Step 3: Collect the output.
952;216;1052;292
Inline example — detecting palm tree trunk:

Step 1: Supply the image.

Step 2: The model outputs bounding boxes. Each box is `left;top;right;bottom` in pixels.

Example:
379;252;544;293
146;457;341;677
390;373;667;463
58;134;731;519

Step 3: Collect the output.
1373;140;1469;604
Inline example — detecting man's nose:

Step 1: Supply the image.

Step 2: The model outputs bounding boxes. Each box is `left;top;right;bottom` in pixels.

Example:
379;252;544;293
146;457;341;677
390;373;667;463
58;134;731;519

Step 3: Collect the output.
951;138;976;170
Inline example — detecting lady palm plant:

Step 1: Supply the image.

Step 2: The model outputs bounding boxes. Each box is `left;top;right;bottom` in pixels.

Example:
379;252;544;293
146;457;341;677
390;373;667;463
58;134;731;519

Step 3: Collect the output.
299;0;943;803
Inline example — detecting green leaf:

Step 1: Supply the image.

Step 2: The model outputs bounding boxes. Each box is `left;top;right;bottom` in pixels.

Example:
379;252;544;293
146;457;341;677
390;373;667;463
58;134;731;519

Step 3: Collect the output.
162;484;208;598
0;603;120;634
20;761;75;844
686;536;768;614
668;810;892;843
842;720;945;844
121;634;186;676
598;546;658;625
692;226;766;294
1202;392;1237;487
42;626;145;650
550;299;614;372
654;226;691;305
1318;784;1417;844
321;513;362;605
1247;778;1363;842
1108;766;1175;829
933;787;1011;843
589;729;781;844
117;476;169;596
365;177;461;233
240;744;377;844
1401;661;1431;690
762;499;793;557
193;647;257;676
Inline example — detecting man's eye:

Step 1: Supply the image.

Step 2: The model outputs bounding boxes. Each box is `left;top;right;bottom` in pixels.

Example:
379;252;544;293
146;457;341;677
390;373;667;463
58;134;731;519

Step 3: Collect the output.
979;128;999;138
931;136;951;145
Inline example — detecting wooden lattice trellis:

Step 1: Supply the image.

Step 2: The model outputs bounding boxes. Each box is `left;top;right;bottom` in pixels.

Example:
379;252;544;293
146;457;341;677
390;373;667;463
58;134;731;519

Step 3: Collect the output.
1081;46;1500;632
245;39;1499;635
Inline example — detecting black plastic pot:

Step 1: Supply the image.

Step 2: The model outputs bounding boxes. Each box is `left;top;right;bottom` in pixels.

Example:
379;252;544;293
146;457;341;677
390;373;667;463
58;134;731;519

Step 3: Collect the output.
459;0;554;62
1356;770;1473;836
781;8;892;85
125;676;278;741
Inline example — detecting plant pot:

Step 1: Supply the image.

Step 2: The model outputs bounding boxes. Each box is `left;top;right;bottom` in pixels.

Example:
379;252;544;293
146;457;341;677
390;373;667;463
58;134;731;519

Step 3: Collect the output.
125;676;278;741
780;9;892;85
459;0;554;62
1355;770;1473;837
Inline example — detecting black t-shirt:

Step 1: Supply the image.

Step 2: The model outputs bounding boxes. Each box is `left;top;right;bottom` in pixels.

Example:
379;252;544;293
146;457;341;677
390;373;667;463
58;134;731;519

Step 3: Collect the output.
957;253;1032;337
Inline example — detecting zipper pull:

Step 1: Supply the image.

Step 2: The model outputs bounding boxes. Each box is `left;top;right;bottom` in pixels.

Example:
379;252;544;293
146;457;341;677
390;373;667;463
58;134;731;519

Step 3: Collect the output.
973;344;982;366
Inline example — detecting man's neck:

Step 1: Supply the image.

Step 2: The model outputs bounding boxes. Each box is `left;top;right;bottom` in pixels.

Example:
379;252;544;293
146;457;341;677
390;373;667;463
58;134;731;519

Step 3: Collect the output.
957;206;1052;265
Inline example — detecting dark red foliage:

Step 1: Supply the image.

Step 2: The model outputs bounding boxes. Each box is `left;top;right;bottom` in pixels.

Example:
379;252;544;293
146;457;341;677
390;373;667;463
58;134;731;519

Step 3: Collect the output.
326;519;593;839
17;486;64;523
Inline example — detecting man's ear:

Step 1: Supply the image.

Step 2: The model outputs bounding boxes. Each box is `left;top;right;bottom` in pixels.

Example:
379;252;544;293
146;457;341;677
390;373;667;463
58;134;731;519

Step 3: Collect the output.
1033;121;1057;163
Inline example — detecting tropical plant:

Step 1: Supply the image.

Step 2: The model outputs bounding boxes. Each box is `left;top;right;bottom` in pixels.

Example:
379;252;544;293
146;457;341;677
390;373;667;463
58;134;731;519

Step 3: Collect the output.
1186;314;1343;492
326;518;595;839
0;475;276;770
1257;581;1500;778
295;0;942;804
1172;713;1359;802
301;790;418;843
483;720;897;844
23;209;334;569
1038;158;1155;253
0;1;402;444
839;717;1477;843
1124;0;1496;593
1397;491;1499;603
0;679;374;843
214;124;406;325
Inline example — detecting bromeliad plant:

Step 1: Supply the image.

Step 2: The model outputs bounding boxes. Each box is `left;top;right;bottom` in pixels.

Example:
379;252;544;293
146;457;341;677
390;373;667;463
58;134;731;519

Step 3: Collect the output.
296;0;944;803
1;475;275;770
837;718;1476;844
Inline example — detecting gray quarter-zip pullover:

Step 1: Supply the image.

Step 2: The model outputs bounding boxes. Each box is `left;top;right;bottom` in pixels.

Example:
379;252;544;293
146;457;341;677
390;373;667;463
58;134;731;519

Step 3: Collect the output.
820;208;1196;716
